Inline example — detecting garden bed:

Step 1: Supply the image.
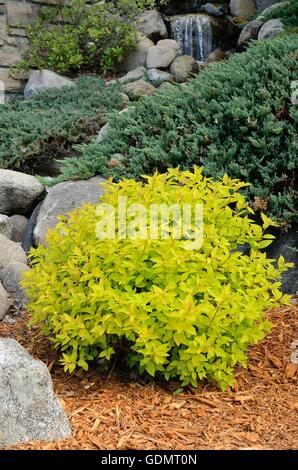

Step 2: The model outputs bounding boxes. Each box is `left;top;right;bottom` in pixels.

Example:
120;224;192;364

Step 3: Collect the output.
0;303;297;450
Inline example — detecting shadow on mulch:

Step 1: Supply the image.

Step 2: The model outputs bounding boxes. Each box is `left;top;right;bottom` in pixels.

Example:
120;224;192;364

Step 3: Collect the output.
0;303;297;450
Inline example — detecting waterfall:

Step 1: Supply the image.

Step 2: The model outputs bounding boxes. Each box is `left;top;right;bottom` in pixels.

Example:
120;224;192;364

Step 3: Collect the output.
170;14;214;62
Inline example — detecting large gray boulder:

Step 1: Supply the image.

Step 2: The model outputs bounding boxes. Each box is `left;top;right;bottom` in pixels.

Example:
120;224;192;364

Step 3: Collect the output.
170;56;199;83
123;36;154;72
24;69;74;99
0;284;12;321
147;46;176;69
230;0;256;17
0;339;71;447
156;39;181;53
0;214;13;239
258;18;284;40
0;234;27;269
33;177;106;246
0;262;30;308
0;169;44;216
135;10;168;41
237;19;264;49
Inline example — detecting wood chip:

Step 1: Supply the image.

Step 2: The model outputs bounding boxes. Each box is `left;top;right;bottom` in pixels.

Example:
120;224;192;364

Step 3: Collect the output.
1;302;298;450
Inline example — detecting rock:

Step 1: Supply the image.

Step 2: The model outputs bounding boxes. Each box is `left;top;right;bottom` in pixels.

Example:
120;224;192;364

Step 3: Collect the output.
237;19;264;49
96;122;110;144
156;39;181;53
257;1;289;18
105;79;118;87
0;339;71;447
107;154;126;169
96;108;133;144
0;45;21;67
0;68;23;94
266;226;298;295
0;169;44;216
225;49;236;59
33;177;106;246
0;263;30;308
147;68;175;84
207;49;226;63
169;55;199;83
123;36;154;72
123;79;156;99
0;214;13;239
24;69;74;99
0;284;12;321
0;15;4;46
158;82;175;92
0;234;27;269
201;3;226;16
258;18;284;40
135;10;168;41
22;202;43;254
7;0;38;27
120;93;130;104
254;1;282;12
160;0;207;15
147;46;176;69
230;0;256;18
9;215;28;243
119;66;146;84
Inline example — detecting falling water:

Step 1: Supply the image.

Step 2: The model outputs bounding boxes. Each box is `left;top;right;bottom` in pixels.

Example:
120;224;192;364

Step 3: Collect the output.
170;14;214;62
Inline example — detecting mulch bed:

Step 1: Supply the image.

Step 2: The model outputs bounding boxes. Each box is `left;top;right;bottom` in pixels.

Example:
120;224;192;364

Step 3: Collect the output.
0;303;297;450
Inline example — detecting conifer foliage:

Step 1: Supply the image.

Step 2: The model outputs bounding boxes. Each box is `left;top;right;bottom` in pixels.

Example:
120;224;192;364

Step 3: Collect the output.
0;77;125;171
59;35;298;223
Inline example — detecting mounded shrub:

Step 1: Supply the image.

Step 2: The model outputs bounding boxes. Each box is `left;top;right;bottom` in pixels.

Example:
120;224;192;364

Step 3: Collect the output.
58;35;298;223
23;169;291;390
0;77;126;171
19;0;160;75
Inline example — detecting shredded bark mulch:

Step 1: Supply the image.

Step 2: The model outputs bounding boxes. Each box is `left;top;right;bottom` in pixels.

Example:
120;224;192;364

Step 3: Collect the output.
0;303;297;450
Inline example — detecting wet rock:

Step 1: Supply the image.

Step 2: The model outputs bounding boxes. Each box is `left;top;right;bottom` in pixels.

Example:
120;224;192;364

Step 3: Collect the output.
169;55;199;83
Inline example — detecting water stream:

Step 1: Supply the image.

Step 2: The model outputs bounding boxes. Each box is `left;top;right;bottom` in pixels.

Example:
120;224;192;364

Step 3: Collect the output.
169;14;214;62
